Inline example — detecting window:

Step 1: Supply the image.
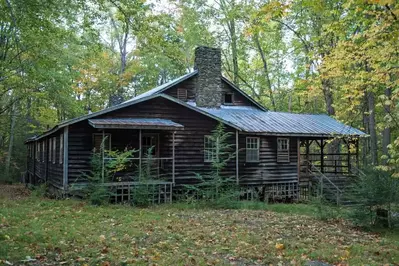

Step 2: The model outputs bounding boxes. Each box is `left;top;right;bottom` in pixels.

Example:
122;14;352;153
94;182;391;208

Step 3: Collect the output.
277;138;290;162
224;93;233;104
93;133;111;152
36;142;40;161
142;134;158;157
204;135;216;162
42;141;45;162
49;139;52;162
59;134;63;164
52;137;56;163
177;88;187;101
246;137;260;162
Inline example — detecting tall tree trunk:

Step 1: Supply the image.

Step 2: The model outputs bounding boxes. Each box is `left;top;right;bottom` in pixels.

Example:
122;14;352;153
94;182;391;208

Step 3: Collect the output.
382;88;391;164
362;91;370;166
368;91;378;165
254;33;276;111
5;100;16;182
321;78;335;116
230;18;238;85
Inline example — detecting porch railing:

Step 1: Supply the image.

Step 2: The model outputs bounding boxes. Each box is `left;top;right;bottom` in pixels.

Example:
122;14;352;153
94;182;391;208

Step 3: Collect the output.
308;163;343;205
103;157;174;183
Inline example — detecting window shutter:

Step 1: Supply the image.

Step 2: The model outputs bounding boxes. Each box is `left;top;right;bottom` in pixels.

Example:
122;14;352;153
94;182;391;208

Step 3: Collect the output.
177;88;187;101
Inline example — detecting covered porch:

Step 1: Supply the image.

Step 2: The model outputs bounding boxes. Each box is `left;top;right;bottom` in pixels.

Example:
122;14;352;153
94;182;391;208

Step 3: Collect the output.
89;118;184;203
298;136;361;202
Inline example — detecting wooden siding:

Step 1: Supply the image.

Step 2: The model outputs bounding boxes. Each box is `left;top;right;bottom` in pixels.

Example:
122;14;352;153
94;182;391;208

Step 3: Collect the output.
238;135;299;185
165;76;257;107
67;97;237;186
27;132;64;188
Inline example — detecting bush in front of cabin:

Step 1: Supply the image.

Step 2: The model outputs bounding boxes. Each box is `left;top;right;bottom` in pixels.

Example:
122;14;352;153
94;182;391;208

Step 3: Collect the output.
183;123;240;207
71;136;134;205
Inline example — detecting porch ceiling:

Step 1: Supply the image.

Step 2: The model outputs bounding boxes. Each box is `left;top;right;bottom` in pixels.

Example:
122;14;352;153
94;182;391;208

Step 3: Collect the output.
88;118;184;130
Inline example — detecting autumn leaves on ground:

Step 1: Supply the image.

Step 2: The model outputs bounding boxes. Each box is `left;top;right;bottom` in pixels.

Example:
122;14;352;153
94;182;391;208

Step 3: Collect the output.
0;185;398;266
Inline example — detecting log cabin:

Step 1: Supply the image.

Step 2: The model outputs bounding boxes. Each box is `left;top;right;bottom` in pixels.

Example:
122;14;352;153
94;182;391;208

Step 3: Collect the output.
25;46;365;202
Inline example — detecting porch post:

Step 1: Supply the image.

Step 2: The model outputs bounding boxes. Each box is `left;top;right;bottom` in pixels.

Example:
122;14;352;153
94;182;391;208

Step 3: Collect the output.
347;138;351;174
139;129;142;181
101;129;105;183
320;139;324;173
172;131;175;184
235;130;239;185
356;138;360;170
305;139;310;176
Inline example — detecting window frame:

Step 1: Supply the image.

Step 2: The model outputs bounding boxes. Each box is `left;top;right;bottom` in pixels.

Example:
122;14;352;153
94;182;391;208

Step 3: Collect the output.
49;138;52;162
246;137;260;162
59;134;63;164
223;93;234;105
52;137;56;164
204;135;216;163
277;138;290;162
36;142;40;161
42;141;45;162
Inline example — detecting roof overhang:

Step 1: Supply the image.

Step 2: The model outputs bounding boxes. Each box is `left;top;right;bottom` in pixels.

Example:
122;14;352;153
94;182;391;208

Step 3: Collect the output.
88;118;184;131
239;131;366;138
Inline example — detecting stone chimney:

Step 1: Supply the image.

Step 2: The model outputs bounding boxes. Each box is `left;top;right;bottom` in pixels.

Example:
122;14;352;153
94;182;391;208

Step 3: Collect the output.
194;46;222;108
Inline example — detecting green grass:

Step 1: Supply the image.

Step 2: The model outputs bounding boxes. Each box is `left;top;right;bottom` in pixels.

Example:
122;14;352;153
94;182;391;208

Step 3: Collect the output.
1;196;398;265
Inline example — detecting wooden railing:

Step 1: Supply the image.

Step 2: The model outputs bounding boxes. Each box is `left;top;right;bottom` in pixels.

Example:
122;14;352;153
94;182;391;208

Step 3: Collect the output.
308;163;343;205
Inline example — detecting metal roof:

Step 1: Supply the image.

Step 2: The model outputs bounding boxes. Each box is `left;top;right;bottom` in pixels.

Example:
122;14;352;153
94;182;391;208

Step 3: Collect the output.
88;118;184;130
192;104;365;137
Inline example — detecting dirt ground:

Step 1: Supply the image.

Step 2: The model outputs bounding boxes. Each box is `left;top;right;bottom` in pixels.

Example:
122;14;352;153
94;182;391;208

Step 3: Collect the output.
0;184;30;200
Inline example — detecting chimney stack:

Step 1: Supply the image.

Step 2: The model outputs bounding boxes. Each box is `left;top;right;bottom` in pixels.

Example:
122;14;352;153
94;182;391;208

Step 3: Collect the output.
194;46;222;108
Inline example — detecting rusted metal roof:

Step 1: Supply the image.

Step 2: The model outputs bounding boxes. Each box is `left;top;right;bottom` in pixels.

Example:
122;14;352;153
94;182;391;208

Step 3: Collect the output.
193;105;365;137
88;118;184;130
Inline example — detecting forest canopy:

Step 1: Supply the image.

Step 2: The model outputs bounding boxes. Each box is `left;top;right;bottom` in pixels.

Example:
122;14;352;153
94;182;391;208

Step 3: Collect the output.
0;0;398;181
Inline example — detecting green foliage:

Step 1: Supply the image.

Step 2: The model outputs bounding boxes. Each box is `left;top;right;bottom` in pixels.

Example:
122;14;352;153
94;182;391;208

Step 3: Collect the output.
183;123;238;206
348;167;399;228
30;184;48;198
310;196;344;221
72;137;135;205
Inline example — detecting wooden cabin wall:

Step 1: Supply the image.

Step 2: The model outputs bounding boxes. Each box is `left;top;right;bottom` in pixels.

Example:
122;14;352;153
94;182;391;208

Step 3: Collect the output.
28;132;64;188
238;136;299;185
67;97;237;187
99;97;237;185
165;76;197;101
46;133;64;189
164;76;257;108
68;122;95;184
34;140;46;182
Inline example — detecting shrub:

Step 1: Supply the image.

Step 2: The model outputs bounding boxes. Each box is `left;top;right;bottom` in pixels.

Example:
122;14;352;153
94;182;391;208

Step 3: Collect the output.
184;123;239;207
348;167;399;228
71;136;135;205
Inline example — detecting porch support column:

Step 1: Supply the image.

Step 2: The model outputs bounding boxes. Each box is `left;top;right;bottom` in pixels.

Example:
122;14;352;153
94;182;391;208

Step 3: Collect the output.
320;139;324;173
305;139;310;176
172;131;176;185
101;129;105;183
356;138;360;170
139;129;142;181
235;130;239;185
347;138;351;174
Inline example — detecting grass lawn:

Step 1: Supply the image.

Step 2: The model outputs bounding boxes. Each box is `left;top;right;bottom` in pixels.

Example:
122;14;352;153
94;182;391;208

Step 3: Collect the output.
0;186;398;265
